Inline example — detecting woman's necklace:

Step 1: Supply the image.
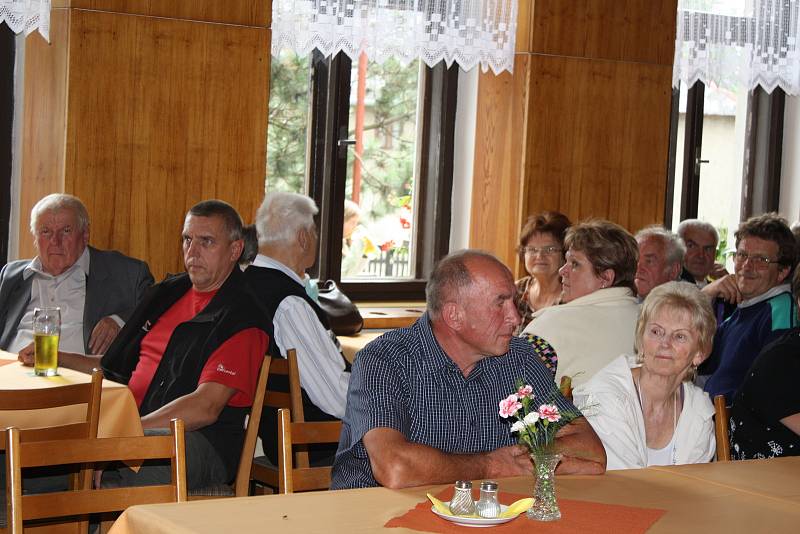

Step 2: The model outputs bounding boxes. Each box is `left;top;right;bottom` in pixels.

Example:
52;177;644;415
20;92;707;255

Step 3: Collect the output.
635;372;679;464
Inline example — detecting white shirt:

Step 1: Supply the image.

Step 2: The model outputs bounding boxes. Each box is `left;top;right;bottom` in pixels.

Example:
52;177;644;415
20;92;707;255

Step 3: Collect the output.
10;248;91;354
251;254;350;418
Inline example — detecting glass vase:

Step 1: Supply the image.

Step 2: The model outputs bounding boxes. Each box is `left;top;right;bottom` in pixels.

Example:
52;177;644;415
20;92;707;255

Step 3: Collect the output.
527;451;562;521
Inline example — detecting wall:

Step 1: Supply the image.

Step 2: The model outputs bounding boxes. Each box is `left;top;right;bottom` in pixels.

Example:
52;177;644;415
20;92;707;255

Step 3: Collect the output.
780;96;800;224
18;1;271;280
469;0;678;275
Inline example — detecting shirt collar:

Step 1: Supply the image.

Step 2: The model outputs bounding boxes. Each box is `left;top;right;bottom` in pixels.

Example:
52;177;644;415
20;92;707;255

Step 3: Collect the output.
740;283;792;308
251;254;304;286
23;247;90;280
416;313;488;380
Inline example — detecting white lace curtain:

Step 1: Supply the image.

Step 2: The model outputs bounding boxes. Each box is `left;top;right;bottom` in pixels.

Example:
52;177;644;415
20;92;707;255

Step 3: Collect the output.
271;0;518;74
0;0;50;40
673;0;800;95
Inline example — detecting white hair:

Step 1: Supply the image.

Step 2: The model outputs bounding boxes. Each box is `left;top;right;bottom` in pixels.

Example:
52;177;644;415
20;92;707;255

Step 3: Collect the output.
255;192;318;246
677;219;719;246
635;225;686;279
30;194;89;235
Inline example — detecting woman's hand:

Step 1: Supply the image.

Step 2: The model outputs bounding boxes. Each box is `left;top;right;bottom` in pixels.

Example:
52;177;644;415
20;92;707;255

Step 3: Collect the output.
17;342;34;366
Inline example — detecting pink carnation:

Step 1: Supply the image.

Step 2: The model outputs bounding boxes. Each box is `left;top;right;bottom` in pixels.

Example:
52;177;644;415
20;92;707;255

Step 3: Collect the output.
517;385;534;399
538;404;561;423
498;394;522;418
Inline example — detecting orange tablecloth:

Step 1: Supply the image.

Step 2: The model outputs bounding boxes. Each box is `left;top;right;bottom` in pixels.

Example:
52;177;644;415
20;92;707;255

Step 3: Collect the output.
0;350;142;438
109;457;800;533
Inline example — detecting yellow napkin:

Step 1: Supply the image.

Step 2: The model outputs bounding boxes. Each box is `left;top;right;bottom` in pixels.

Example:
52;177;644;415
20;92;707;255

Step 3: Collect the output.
426;493;533;519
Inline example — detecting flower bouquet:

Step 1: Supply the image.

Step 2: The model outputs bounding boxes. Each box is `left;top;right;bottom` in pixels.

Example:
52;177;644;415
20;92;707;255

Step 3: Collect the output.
499;382;577;521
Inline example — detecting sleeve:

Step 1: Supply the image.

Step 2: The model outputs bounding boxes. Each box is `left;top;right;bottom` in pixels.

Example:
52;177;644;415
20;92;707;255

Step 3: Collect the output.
576;390;645;470
118;260;155;323
520;333;558;376
198;327;269;407
338;338;409;458
749;341;800;421
273;296;351;418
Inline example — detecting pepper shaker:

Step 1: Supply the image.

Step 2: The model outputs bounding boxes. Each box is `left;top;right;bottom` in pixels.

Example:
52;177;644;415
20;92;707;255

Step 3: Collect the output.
476;480;501;518
449;480;476;516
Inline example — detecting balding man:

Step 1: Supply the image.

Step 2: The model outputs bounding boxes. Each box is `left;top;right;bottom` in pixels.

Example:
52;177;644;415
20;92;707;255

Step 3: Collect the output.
331;250;606;490
0;194;153;355
677;219;727;287
634;226;685;299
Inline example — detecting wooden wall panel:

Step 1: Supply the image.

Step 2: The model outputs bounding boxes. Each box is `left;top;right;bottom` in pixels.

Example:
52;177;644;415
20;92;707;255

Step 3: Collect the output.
470;0;677;274
530;0;678;64
470;55;530;274
524;56;672;231
18;8;70;259
63;10;270;279
53;0;269;26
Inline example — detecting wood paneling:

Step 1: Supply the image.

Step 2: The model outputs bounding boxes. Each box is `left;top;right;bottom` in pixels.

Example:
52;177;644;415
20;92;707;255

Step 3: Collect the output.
64;10;270;278
529;0;678;64
18;8;70;258
52;0;269;26
470;55;530;272
524;55;672;230
20;4;271;280
471;0;676;274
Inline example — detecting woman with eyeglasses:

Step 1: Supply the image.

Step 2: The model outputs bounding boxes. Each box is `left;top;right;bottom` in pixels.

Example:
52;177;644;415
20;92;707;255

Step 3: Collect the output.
573;282;716;469
522;219;641;388
514;211;571;333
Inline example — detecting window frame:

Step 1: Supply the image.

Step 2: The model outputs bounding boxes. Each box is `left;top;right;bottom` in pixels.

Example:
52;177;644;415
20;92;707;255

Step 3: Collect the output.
305;52;457;301
0;26;14;264
666;80;785;227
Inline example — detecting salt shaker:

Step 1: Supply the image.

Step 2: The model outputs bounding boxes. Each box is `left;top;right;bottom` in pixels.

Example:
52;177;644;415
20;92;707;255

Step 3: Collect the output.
449;480;476;516
476;480;501;518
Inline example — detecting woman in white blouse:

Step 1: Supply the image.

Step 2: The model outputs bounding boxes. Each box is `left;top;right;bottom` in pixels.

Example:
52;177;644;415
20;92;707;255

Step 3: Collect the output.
573;281;717;469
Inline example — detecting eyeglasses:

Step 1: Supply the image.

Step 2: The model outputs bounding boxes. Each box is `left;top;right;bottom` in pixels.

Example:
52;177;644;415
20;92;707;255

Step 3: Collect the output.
729;250;779;268
520;246;562;256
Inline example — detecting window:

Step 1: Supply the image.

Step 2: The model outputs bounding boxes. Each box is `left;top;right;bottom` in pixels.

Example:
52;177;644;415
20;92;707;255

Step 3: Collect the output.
267;50;457;299
666;79;785;268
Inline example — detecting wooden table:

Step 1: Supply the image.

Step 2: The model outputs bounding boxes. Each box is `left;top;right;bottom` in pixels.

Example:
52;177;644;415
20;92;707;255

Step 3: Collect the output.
339;330;383;363
109;457;800;533
0;350;142;439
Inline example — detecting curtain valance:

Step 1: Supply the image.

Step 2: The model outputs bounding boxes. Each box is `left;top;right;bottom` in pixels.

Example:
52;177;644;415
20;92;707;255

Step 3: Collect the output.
0;0;50;40
271;0;518;74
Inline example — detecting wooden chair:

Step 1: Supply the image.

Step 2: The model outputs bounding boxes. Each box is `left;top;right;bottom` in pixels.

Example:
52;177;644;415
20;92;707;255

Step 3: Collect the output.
250;349;304;491
0;369;103;532
277;408;342;493
189;355;271;499
5;418;187;534
714;394;731;462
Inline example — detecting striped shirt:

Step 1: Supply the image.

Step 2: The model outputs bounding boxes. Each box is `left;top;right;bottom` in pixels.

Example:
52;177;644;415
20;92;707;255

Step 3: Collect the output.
330;314;577;489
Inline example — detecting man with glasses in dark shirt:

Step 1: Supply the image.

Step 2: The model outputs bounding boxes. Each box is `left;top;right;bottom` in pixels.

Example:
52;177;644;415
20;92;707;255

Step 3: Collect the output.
700;213;797;403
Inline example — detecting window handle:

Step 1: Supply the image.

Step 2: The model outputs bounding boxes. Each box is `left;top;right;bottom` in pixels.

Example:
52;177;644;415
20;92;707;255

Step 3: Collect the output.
695;156;710;175
337;138;356;158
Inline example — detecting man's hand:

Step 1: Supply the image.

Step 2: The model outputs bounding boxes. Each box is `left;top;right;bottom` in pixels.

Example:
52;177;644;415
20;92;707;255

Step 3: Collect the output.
17;342;34;366
702;273;741;304
709;262;729;280
484;445;533;478
89;316;121;354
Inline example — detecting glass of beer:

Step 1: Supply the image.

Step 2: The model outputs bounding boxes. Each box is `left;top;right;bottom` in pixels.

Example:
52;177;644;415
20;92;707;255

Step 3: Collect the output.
33;307;60;376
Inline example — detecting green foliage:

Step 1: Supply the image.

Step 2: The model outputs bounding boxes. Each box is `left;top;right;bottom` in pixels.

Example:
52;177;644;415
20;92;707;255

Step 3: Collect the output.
716;225;728;263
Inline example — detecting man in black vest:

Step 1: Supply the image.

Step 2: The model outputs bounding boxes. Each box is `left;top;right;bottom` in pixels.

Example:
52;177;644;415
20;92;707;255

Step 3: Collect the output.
245;192;351;463
22;200;271;489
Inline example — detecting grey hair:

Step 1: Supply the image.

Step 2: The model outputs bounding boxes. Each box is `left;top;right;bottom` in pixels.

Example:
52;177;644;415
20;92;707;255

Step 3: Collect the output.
426;249;510;319
255;192;318;247
635;281;716;373
635;225;686;273
30;194;90;235
188;199;244;242
344;199;362;222
677;219;719;246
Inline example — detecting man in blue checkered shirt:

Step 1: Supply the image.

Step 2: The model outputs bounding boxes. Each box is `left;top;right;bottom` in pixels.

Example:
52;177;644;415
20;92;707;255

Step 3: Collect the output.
331;250;606;489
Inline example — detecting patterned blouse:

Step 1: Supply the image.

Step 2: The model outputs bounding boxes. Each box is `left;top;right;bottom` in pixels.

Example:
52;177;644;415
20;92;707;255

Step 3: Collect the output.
729;328;800;460
514;276;561;334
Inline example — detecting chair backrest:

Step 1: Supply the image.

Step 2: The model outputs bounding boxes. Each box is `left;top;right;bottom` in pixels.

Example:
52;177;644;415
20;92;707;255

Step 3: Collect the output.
5;418;187;533
0;368;103;447
277;408;342;494
264;348;308;467
231;355;271;497
714;395;731;462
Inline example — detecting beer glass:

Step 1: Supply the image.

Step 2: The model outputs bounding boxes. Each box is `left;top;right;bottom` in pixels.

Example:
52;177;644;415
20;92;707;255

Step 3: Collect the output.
33;307;60;376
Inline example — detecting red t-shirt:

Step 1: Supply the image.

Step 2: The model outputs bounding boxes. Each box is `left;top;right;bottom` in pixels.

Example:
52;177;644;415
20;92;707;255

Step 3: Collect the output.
128;288;267;408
